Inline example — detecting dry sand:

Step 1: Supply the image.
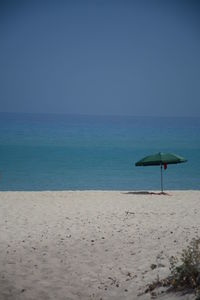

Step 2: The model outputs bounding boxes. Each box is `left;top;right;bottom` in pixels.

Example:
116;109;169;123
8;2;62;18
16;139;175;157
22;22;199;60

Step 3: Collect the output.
0;191;200;300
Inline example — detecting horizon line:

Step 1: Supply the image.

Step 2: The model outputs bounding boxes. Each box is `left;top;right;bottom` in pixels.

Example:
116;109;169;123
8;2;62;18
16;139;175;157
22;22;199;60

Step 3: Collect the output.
0;111;199;119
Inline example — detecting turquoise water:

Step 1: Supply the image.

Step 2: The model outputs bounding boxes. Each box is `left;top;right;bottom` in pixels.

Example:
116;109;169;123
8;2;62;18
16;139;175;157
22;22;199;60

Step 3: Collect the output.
0;112;199;191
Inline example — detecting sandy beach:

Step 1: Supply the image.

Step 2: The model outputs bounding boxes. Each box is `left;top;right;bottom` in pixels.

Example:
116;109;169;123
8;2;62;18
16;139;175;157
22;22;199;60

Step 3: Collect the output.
0;191;199;300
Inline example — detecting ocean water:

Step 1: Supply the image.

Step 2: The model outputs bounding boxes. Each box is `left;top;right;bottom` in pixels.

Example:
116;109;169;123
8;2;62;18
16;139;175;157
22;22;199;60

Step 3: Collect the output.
0;112;199;191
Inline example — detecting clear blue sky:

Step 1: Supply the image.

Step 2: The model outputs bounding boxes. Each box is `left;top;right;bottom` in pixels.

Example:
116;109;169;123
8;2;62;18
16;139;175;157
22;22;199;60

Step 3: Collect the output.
0;0;200;117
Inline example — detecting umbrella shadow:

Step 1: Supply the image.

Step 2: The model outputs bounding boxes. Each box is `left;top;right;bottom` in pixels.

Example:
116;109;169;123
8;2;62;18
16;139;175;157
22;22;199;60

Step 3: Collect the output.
123;191;171;196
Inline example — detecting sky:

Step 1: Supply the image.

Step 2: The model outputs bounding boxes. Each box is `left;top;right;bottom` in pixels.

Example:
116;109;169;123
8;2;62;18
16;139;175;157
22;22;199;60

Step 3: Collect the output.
0;0;200;117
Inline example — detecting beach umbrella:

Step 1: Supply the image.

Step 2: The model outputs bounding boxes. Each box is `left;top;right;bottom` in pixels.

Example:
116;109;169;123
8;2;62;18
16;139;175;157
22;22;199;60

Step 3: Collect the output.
135;152;187;193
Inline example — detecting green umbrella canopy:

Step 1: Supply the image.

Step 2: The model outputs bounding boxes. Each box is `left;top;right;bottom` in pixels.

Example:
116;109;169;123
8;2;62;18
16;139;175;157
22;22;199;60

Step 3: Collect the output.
135;152;187;167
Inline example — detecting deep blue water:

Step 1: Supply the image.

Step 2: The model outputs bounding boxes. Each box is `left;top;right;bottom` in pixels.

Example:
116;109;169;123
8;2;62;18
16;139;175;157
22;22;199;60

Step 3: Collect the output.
0;112;199;191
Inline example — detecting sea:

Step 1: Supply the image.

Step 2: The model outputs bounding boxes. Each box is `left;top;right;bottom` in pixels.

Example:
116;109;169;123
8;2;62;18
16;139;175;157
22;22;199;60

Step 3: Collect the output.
0;112;199;191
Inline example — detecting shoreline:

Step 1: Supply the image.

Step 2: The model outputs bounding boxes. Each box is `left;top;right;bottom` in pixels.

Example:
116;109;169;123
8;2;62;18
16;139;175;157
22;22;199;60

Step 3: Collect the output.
0;189;199;192
0;190;199;299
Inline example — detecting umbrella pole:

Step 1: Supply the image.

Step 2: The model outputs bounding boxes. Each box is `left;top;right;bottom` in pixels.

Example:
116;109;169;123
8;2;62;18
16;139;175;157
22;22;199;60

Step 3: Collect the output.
160;164;163;193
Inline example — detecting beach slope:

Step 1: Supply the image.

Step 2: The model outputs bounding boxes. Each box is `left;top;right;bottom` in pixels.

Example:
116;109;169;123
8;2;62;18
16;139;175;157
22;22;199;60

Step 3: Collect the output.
0;191;199;300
